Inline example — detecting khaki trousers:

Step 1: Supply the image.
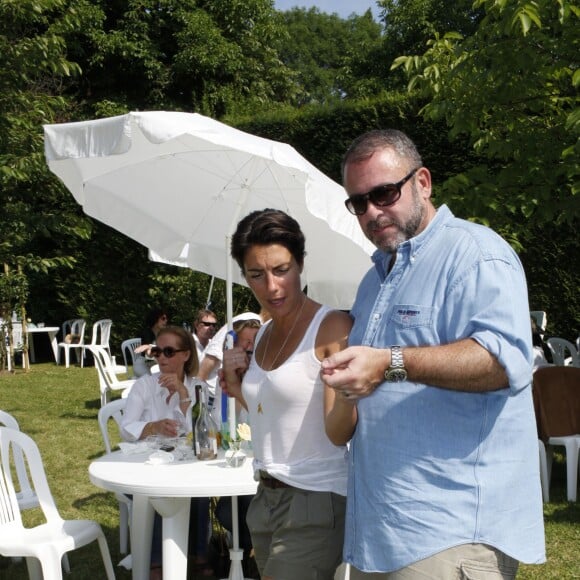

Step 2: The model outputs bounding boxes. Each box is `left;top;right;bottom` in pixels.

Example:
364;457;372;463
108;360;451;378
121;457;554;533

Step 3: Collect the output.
349;544;519;580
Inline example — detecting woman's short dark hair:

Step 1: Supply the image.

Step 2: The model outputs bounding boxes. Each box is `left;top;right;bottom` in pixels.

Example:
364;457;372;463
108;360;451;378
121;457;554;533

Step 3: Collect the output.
231;209;306;273
156;325;199;377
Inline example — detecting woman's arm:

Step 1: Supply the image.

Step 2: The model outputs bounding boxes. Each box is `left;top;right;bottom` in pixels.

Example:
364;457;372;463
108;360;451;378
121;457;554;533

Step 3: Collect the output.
315;310;358;446
197;354;220;381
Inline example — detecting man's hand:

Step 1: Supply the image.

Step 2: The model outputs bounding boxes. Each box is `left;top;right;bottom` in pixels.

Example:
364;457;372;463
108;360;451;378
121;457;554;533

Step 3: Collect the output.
321;346;389;400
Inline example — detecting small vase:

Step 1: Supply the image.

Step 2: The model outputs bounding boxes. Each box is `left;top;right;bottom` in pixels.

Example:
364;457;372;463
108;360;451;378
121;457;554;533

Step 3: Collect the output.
225;441;246;468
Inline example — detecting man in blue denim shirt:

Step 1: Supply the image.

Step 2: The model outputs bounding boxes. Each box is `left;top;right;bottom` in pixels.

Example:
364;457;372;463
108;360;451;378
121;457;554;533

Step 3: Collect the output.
323;130;545;578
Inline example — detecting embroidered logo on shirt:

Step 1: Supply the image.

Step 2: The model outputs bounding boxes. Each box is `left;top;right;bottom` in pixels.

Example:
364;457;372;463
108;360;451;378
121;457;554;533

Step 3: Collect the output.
398;308;420;323
391;305;434;328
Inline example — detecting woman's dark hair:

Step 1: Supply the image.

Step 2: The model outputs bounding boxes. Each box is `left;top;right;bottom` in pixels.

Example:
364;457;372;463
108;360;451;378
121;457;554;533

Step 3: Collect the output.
231;209;306;273
145;307;167;329
156;325;198;377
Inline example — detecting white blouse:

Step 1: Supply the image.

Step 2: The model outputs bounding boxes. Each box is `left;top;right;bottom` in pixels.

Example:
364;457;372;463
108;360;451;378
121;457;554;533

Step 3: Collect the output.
121;373;195;441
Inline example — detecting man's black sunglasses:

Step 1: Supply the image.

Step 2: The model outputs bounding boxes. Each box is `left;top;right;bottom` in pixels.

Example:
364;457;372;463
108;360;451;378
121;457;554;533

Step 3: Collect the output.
199;321;218;327
344;167;420;216
150;346;188;359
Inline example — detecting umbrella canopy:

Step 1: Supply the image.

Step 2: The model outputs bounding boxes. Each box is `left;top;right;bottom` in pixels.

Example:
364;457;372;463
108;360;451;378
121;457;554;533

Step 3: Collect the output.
44;111;373;315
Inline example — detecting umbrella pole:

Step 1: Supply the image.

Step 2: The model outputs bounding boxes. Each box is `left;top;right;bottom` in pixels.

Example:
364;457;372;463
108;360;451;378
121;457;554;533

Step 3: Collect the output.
225;188;247;442
205;276;215;309
224;225;247;579
225;233;236;443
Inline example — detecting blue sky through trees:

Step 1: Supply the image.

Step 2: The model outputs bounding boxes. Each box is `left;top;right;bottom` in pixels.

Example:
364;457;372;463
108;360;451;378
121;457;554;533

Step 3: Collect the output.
274;0;380;20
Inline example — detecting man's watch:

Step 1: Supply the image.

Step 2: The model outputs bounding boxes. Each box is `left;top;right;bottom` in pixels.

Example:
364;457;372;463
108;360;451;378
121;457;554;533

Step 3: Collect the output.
384;346;407;382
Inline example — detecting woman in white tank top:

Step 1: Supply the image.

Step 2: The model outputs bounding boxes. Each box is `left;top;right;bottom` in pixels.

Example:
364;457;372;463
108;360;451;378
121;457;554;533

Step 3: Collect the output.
221;209;354;580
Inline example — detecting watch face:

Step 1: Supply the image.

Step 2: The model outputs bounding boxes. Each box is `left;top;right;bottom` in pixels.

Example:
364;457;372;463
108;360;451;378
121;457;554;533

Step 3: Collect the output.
385;368;407;382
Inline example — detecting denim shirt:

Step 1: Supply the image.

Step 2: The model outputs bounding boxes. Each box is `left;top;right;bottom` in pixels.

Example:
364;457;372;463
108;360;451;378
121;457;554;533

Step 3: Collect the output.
345;205;545;572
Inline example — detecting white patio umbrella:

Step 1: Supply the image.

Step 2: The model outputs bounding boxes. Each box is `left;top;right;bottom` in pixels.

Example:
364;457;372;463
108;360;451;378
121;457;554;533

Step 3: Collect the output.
44;111;373;318
44;111;373;579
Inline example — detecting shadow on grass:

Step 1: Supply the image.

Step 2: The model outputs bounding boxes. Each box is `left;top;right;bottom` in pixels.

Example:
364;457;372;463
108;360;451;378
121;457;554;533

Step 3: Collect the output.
58;399;101;421
544;500;580;524
72;491;114;511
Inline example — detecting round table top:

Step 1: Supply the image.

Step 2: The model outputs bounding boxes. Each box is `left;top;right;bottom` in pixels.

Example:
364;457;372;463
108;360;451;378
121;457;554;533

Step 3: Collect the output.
89;449;258;497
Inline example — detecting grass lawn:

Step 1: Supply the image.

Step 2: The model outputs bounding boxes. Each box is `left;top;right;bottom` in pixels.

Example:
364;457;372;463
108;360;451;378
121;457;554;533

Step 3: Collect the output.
0;363;578;579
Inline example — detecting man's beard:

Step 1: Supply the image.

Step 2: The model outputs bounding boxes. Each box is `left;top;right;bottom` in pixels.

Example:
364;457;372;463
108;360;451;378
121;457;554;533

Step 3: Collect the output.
365;183;424;253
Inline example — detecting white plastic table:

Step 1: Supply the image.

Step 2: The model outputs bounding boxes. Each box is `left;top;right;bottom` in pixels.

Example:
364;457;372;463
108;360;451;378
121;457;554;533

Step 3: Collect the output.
89;449;257;580
26;326;59;363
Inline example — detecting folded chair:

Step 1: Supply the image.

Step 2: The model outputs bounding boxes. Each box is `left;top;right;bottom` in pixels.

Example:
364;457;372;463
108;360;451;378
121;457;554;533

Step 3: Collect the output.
0;426;115;579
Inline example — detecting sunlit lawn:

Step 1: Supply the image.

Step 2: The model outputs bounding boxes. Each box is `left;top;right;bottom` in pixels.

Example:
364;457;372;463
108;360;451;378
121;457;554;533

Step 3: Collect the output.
0;363;578;579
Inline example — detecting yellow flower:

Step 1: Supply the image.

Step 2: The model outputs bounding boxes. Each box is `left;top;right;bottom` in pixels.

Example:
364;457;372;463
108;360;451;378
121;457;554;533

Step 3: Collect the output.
237;423;251;441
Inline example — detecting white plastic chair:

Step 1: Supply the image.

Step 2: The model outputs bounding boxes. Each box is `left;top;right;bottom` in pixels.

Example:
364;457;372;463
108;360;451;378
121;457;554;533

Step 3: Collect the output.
121;337;142;378
538;439;552;503
0;426;115;580
61;318;74;338
7;322;25;370
89;345;135;406
87;318;113;357
98;399;132;554
530;310;547;338
56;318;87;368
0;411;72;573
0;411;37;510
546;337;580;367
87;320;125;374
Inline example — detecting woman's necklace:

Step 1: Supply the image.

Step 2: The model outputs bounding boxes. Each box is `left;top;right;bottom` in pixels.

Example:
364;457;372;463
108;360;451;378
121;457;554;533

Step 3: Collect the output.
257;296;307;414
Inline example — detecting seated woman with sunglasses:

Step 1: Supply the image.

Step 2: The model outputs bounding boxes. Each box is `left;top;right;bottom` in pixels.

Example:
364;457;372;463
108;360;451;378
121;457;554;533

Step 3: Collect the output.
121;326;213;579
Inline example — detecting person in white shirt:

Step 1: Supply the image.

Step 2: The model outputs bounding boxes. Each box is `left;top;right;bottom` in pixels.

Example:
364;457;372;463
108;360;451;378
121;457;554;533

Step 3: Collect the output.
192;308;218;363
221;209;352;579
198;311;262;400
121;326;212;578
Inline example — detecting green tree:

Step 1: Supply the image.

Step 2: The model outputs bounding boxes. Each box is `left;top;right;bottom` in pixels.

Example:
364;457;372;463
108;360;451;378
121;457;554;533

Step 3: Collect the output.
0;0;92;369
342;0;483;95
277;8;383;104
392;0;579;239
65;0;296;118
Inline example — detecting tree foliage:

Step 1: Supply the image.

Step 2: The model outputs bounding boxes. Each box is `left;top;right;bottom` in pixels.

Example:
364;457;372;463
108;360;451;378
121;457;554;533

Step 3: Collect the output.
277;8;383;104
65;0;296;118
0;0;92;368
341;0;484;95
392;0;579;238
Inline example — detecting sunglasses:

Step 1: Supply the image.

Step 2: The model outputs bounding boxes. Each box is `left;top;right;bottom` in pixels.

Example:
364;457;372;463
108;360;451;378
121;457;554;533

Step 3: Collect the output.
150;346;188;359
199;321;217;327
344;167;420;216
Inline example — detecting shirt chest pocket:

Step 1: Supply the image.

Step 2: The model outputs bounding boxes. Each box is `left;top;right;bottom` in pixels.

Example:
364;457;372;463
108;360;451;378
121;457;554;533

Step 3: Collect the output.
390;304;435;329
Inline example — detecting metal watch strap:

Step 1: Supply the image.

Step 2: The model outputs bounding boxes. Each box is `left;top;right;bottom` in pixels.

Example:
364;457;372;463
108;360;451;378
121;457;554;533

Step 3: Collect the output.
390;345;404;369
384;345;407;382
